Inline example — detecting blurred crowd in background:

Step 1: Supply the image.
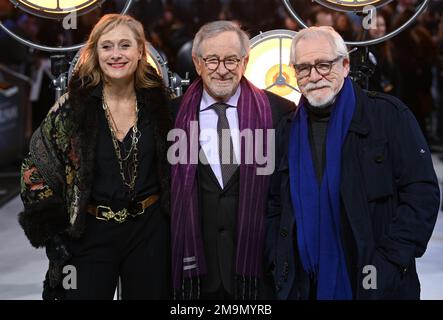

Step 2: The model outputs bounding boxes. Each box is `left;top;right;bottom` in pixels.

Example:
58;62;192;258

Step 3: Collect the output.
1;0;443;146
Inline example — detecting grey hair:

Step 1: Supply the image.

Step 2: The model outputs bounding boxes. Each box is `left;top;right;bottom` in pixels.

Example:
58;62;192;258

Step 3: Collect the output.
192;20;250;57
290;26;349;65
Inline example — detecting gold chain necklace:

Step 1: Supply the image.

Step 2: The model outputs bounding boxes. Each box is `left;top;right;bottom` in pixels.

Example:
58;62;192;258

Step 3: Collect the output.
102;93;140;198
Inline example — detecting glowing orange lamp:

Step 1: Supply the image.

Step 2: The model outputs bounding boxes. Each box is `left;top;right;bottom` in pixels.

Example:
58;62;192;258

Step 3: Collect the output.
245;29;301;104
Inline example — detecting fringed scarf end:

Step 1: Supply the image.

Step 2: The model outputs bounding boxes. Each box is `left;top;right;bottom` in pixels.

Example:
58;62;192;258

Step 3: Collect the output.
174;276;201;300
234;275;259;300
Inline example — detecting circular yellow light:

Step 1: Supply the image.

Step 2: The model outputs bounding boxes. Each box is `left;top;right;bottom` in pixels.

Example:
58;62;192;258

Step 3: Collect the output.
10;0;103;19
265;64;296;97
314;0;393;12
245;30;300;104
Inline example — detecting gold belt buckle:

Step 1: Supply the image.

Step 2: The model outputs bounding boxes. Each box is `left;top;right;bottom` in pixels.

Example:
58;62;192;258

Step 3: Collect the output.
96;205;129;223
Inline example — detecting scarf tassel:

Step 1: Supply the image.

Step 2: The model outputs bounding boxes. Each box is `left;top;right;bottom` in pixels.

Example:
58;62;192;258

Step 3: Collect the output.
174;276;201;300
234;275;259;300
174;276;260;300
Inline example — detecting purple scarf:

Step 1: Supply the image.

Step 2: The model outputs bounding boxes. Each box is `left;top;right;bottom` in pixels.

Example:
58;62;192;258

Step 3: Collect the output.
171;77;272;298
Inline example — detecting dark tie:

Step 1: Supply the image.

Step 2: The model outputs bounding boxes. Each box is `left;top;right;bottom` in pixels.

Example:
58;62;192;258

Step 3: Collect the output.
211;103;238;186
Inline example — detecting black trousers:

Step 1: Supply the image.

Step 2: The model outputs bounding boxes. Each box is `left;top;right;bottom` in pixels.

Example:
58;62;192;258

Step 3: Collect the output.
65;201;170;300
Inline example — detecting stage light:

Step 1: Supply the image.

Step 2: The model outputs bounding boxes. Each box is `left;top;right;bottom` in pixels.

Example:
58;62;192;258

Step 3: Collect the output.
1;0;135;100
1;0;133;51
245;29;301;104
9;0;105;19
282;0;430;46
314;0;393;12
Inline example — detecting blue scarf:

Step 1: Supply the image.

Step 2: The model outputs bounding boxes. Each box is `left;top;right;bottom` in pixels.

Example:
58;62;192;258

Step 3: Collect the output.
289;77;354;299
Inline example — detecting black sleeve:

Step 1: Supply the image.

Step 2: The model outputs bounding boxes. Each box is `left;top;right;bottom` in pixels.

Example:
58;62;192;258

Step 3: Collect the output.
265;113;292;273
265;91;297;128
378;104;440;269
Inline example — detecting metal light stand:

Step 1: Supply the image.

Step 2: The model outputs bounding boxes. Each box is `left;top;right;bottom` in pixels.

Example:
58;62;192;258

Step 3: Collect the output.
169;72;191;97
50;55;69;100
349;46;375;90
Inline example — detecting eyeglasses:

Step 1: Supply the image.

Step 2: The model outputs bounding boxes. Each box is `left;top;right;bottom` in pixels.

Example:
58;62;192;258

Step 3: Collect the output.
201;56;242;72
293;56;343;79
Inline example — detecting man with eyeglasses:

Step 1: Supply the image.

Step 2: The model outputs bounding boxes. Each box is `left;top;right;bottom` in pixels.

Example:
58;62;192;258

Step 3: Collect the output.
170;20;295;300
266;26;439;300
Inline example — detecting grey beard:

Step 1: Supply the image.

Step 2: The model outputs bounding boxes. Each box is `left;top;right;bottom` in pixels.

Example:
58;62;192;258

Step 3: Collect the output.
307;95;336;109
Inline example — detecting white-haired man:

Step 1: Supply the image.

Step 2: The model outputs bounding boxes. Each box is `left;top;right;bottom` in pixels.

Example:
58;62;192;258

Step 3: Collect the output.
266;26;439;300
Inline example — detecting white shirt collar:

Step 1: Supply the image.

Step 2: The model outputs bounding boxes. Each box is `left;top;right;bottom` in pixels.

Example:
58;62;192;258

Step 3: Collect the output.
200;85;241;111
